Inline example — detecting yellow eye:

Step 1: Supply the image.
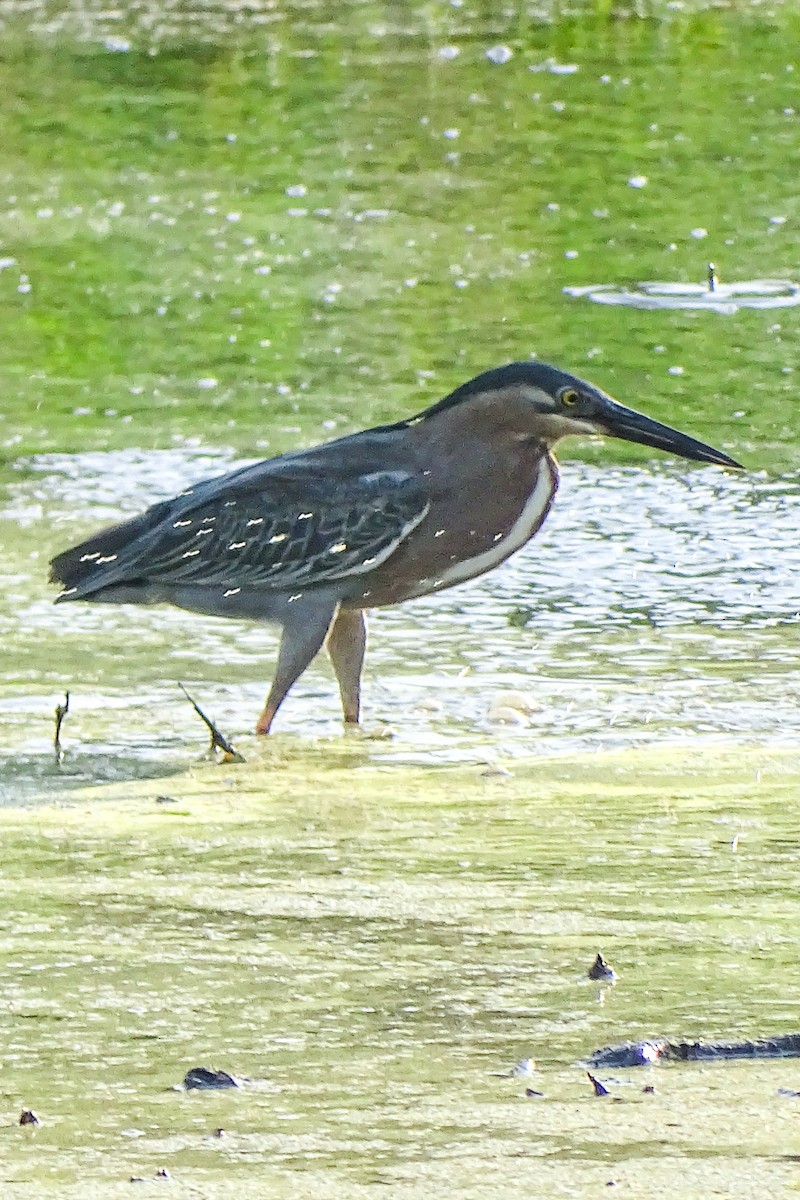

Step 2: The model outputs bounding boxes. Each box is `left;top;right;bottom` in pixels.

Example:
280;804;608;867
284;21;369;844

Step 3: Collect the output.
560;388;580;407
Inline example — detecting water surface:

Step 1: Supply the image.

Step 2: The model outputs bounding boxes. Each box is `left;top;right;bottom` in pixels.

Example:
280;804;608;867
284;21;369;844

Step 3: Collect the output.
1;3;800;1197
3;447;800;784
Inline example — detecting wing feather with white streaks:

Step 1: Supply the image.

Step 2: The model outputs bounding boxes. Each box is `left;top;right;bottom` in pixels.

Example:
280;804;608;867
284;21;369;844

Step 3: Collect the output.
86;469;429;593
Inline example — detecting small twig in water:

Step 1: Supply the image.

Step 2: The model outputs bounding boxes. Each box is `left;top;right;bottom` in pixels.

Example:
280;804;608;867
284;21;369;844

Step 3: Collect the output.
54;692;70;765
178;684;245;763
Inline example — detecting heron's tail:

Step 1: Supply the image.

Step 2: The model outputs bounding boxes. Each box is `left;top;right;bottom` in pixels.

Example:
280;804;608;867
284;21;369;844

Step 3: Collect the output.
49;501;171;599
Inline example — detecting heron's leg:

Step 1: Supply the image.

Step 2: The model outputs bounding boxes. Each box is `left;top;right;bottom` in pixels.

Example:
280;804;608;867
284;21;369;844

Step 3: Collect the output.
255;599;338;735
326;607;367;725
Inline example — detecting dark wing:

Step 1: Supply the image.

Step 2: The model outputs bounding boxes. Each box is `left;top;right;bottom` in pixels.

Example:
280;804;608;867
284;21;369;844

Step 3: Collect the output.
51;463;430;601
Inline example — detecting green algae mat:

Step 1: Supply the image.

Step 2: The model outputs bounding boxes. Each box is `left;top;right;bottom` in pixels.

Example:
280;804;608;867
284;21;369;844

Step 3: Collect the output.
2;741;800;1198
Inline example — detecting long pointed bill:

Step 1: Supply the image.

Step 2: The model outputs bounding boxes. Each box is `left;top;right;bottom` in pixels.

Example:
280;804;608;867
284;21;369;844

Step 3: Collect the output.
597;399;742;468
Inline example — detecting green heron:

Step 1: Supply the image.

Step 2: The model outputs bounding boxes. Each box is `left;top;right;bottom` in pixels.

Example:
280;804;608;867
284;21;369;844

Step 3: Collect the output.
50;362;740;734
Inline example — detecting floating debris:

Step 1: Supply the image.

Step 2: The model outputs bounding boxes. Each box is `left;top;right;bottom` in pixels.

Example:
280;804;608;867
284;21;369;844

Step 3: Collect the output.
19;1109;40;1126
492;1056;536;1079
182;1066;239;1090
179;684;245;763
524;1087;545;1097
54;691;70;765
588;1072;610;1097
588;953;617;983
589;1032;800;1068
589;1041;663;1068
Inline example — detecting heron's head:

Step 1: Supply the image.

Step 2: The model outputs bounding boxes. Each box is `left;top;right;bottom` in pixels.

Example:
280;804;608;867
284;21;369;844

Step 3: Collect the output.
424;362;741;468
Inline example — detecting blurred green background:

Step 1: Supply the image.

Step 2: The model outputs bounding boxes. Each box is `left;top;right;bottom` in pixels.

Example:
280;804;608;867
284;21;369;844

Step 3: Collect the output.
1;0;799;465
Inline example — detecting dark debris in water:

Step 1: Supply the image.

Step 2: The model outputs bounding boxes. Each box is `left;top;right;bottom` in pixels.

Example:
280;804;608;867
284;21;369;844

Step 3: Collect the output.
19;1108;40;1126
589;1032;800;1069
588;952;617;982
182;1066;239;1090
587;1072;610;1097
589;1041;662;1068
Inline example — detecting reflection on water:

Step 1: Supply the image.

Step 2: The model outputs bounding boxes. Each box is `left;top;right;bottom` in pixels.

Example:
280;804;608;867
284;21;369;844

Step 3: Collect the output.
3;448;799;776
565;279;800;314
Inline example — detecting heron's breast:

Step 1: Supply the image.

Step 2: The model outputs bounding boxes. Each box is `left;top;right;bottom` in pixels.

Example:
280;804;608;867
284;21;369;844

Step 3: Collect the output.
350;454;558;607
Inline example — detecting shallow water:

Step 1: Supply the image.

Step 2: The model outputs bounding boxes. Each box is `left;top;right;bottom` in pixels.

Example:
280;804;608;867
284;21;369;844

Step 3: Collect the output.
2;445;800;785
2;2;800;1196
2;746;800;1199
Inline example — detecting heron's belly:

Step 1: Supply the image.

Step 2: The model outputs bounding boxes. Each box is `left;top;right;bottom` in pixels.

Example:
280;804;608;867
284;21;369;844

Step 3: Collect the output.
88;581;340;624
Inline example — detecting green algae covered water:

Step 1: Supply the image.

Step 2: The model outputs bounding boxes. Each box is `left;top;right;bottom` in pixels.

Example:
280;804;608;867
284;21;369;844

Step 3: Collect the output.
3;746;800;1198
2;1;800;1195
